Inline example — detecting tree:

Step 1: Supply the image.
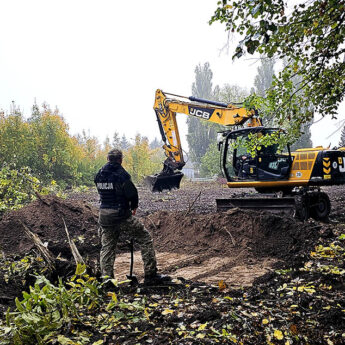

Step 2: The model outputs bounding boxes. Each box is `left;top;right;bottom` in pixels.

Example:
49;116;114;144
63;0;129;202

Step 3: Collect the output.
200;142;222;177
0;165;51;213
192;62;214;98
198;84;249;176
103;136;112;153
29;106;83;184
339;125;345;147
123;134;162;183
112;131;121;149
290;123;313;151
77;130;101;160
286;59;313;149
29;101;41;122
76;129;105;183
0;110;32;168
120;134;131;150
187;62;219;168
254;57;275;98
149;137;162;150
0;101;120;186
0;103;90;185
211;1;345;146
253;57;276;126
217;84;249;103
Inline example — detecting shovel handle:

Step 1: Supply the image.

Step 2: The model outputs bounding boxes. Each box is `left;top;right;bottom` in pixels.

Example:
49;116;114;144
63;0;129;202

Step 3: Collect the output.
129;239;134;277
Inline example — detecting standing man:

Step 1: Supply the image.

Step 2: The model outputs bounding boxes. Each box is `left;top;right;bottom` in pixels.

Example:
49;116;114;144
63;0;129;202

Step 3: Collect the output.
94;148;169;284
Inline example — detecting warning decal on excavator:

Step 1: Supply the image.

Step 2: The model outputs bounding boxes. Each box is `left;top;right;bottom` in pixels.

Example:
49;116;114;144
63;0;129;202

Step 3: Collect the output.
323;174;331;180
323;158;331;174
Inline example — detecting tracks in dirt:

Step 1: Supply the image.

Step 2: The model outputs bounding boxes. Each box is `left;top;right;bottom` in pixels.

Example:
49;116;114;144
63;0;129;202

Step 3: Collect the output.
114;250;277;287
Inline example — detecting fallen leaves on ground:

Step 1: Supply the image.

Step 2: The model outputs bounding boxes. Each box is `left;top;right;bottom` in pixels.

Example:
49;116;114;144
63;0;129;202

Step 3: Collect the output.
1;225;345;344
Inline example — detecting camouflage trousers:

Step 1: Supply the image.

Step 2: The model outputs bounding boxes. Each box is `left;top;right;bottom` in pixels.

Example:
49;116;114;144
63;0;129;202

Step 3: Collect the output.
98;209;157;278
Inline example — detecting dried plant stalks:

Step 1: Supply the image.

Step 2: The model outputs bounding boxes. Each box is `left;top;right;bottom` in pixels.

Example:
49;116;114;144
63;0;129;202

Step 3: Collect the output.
184;191;202;216
34;191;51;206
20;220;55;270
224;228;236;246
62;217;85;266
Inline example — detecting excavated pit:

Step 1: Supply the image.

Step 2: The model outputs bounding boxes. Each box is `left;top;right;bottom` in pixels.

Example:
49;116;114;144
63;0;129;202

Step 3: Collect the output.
1;183;344;343
0;184;335;287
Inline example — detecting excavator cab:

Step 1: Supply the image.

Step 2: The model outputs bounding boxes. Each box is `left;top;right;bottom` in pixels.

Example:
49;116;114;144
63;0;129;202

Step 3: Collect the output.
220;127;293;183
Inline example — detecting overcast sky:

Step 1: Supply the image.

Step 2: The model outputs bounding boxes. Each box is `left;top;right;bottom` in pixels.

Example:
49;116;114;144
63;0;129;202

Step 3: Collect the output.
0;0;344;149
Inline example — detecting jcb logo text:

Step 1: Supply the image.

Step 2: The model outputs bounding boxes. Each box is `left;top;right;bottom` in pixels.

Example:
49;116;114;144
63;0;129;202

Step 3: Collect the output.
188;106;213;120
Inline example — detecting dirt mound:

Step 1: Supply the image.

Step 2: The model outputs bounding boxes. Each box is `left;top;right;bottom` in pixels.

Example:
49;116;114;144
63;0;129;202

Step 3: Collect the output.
0;195;100;259
145;209;318;261
0;194;324;286
137;209;321;283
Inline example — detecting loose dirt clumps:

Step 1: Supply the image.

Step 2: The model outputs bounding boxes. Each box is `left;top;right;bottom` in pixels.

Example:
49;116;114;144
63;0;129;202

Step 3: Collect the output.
145;209;316;260
133;209;319;285
0;184;337;286
0;195;100;259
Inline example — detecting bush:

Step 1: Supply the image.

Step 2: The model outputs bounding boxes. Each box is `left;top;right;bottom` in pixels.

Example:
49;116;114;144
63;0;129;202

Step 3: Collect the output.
0;264;144;345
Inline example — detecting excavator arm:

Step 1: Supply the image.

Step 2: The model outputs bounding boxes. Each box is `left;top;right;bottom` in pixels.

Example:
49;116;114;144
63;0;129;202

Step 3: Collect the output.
146;89;345;221
145;89;262;191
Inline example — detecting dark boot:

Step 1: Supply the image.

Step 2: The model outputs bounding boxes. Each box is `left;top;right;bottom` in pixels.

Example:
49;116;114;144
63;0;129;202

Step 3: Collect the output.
144;273;172;285
101;277;120;293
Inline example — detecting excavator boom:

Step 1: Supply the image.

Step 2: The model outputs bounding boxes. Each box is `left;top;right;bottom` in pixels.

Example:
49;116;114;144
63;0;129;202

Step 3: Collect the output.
145;89;261;192
145;90;261;192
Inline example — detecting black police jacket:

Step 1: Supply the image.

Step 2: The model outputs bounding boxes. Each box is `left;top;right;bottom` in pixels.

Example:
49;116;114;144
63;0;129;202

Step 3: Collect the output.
94;162;138;215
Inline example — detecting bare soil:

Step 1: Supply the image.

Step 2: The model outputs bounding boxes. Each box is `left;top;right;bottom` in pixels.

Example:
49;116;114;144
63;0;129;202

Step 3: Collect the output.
1;182;345;344
1;182;343;288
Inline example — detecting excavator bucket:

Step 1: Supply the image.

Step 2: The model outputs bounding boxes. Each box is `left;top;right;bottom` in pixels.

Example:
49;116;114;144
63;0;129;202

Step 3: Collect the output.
144;172;184;192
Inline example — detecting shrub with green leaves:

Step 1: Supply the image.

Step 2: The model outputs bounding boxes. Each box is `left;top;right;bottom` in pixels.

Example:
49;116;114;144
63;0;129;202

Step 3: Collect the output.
211;1;345;147
0;264;144;345
0;165;47;213
0;164;66;215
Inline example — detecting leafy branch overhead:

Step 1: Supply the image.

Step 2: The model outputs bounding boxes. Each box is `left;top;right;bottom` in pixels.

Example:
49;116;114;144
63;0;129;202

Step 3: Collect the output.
211;0;345;145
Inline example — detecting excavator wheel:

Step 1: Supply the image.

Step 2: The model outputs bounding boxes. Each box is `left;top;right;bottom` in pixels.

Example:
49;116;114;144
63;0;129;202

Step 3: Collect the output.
310;192;331;221
144;172;184;193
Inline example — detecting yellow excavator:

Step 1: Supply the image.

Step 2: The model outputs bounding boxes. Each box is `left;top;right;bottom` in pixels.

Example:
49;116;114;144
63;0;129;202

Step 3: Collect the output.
145;89;345;220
